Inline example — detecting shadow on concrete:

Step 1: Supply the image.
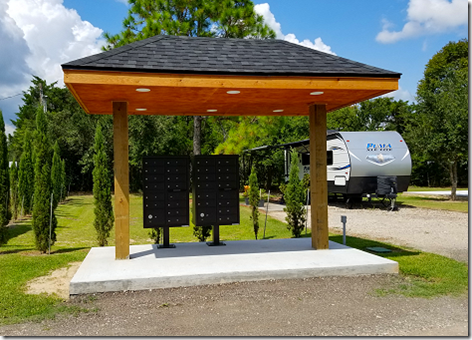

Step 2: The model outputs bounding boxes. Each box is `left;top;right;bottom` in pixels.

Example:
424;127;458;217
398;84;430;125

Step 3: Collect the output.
129;238;348;260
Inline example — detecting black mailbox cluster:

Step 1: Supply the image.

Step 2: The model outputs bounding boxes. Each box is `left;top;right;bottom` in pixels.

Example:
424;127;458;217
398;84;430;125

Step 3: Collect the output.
192;155;240;226
143;156;190;228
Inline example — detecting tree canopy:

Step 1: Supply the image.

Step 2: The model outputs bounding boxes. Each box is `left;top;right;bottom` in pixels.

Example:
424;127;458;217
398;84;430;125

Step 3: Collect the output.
103;0;275;50
103;0;276;157
405;39;468;199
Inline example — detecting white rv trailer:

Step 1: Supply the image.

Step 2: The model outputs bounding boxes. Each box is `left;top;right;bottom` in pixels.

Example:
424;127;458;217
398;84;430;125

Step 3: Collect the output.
284;131;412;197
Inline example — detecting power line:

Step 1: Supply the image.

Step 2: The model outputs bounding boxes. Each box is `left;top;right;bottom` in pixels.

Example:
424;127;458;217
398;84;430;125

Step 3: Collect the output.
0;79;61;102
0;93;22;101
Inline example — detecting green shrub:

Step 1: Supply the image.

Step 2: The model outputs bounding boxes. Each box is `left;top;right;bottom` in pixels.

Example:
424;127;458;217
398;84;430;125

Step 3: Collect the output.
284;149;306;237
248;166;260;239
51;142;62;210
92;123;114;246
0;111;9;246
18;130;34;216
32;107;55;253
10;158;19;221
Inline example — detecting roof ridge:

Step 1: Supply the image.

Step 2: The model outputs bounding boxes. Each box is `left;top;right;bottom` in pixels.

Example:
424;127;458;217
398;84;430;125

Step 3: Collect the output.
62;35;167;67
277;39;400;75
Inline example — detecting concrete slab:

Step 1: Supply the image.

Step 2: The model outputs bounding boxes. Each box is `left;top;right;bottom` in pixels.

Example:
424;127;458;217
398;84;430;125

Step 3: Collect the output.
70;238;398;295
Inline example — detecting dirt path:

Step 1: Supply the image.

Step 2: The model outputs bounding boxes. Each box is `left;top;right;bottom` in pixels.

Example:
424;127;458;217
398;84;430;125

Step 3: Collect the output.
0;275;468;336
268;203;469;263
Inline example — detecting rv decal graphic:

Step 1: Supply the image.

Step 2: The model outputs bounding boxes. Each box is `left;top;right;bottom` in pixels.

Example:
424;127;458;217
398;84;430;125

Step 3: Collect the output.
328;164;351;171
365;154;395;166
331;164;351;170
366;143;392;152
329;146;344;151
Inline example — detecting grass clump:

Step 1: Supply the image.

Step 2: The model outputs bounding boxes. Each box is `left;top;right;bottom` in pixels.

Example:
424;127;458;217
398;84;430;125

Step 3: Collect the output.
330;234;468;298
397;193;468;212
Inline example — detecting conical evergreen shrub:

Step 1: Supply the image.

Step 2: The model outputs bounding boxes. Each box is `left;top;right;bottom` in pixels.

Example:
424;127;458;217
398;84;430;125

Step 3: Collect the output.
284;149;306;237
92;122;114;246
0;111;9;246
51;142;62;210
248;166;260;240
18;130;34;216
10;158;19;221
32;107;55;253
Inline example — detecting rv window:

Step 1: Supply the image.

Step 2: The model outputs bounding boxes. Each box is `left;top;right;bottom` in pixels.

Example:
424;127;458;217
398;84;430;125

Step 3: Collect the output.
300;152;333;165
301;153;310;165
327;151;333;165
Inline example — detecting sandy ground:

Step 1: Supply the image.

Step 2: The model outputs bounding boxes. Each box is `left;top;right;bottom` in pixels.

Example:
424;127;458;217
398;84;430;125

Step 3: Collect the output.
26;262;82;300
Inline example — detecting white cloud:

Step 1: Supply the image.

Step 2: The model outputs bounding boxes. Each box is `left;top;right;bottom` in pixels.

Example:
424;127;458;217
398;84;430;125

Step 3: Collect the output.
0;0;106;133
255;3;336;55
6;0;105;87
0;1;32;97
383;86;416;103
376;0;468;43
5;123;16;136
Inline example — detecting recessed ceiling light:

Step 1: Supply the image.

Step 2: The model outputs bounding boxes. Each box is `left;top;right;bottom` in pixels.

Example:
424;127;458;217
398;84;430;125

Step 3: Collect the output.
227;90;240;94
136;108;147;111
136;88;151;92
273;109;284;113
207;109;218;112
310;91;324;96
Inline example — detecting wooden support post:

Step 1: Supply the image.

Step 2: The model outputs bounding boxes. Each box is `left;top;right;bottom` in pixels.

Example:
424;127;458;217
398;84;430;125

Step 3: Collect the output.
309;104;329;249
113;102;129;259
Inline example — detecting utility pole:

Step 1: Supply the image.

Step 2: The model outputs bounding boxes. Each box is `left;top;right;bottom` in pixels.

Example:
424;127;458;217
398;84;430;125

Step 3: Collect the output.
39;83;47;113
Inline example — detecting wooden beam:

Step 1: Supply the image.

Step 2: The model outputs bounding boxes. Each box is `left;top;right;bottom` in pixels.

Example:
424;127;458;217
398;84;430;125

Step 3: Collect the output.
64;70;399;91
113;102;130;260
309;104;329;250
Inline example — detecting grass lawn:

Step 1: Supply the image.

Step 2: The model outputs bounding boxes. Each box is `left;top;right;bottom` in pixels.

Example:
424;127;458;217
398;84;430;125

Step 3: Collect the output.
330;234;468;298
0;193;468;325
407;186;468;192
396;193;468;213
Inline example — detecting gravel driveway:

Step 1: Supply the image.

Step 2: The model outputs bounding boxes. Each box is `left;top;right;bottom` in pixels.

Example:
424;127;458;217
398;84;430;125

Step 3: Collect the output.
267;202;469;263
0;275;468;336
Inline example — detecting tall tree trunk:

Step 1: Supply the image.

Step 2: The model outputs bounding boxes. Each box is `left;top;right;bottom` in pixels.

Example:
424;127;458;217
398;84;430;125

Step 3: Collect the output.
193;116;202;156
449;161;458;201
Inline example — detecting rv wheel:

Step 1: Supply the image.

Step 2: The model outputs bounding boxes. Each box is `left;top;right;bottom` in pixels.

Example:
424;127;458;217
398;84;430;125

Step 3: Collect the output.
345;196;362;209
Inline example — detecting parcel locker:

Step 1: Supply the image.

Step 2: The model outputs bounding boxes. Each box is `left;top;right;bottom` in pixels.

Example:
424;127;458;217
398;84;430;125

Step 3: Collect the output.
143;156;190;229
192;155;240;226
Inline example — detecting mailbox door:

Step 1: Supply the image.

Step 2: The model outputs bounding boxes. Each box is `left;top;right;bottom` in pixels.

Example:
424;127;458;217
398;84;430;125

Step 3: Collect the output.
143;156;190;228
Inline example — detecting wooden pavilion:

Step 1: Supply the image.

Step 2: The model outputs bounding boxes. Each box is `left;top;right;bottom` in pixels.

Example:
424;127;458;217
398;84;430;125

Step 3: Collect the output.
62;35;400;260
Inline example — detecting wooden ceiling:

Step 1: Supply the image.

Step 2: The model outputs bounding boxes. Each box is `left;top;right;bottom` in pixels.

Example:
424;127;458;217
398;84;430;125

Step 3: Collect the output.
64;70;398;116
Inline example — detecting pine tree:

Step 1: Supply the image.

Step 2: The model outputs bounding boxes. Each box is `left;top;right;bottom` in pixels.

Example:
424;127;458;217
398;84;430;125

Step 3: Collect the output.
0;110;9;246
248;166;260;240
284;149;306;238
51;142;62;210
10;158;19;221
32;106;55;253
93;123;114;246
18;129;34;216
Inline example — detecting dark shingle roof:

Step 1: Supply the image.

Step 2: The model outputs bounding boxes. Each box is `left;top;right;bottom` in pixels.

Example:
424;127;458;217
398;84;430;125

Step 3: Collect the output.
62;35;401;78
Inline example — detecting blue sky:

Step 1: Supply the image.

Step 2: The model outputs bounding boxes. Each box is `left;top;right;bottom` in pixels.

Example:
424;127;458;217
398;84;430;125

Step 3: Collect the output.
0;0;468;134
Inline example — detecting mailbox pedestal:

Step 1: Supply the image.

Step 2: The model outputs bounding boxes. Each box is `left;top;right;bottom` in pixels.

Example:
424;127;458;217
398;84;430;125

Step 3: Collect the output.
143;156;190;248
207;225;225;246
192;155;240;246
